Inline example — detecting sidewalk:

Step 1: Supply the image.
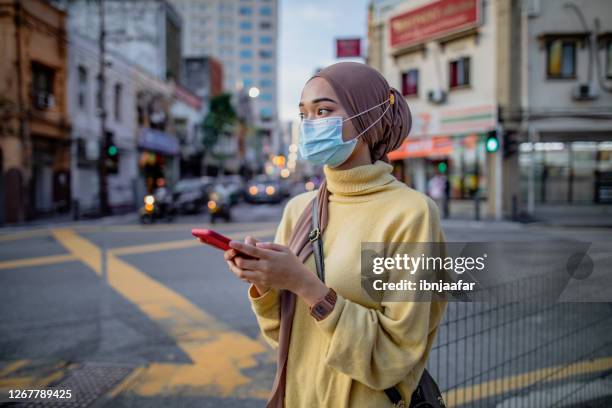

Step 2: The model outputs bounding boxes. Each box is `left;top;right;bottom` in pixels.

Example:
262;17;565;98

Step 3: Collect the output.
441;200;612;229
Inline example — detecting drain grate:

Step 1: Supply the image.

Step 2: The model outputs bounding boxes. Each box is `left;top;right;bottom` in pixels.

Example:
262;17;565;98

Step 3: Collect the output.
18;363;134;408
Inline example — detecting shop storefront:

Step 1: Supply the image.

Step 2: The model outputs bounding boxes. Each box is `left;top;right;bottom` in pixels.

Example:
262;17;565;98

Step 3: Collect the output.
390;104;494;202
138;127;180;194
519;141;612;205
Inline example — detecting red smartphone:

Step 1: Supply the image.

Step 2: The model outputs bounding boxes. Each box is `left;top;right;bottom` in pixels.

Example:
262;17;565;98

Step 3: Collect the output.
192;228;256;258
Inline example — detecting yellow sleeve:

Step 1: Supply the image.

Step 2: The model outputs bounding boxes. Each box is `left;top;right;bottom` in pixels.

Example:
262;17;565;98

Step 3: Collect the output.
313;197;448;390
247;196;302;349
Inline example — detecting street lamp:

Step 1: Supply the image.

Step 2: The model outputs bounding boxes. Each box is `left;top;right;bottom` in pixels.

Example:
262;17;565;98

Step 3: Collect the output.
248;86;260;98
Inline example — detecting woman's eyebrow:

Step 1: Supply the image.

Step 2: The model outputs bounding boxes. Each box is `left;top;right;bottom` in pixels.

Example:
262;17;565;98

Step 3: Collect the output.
298;97;338;107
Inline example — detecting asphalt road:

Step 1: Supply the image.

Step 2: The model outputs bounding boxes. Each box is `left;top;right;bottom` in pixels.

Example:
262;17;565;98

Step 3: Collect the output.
1;201;611;407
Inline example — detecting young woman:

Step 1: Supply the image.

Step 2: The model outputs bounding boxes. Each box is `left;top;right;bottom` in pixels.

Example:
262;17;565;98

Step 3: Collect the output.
223;62;447;407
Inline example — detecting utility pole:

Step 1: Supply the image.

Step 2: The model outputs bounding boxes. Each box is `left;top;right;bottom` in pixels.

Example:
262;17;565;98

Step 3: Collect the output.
98;0;109;215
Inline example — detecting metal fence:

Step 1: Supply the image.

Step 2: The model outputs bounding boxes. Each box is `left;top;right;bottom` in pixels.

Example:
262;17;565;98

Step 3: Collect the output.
426;278;612;407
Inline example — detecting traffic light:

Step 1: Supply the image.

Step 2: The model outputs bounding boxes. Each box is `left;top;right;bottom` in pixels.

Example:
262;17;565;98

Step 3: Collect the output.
485;130;500;153
503;132;518;158
437;161;448;174
104;131;119;174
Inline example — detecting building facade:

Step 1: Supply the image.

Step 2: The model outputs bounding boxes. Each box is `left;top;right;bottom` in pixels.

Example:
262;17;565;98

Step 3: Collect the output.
60;0;183;82
517;0;612;212
170;0;279;144
368;0;612;219
67;30;139;214
369;0;501;216
0;0;71;223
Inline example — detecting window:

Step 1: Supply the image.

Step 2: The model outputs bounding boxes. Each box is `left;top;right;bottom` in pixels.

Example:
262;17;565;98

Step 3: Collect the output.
546;39;576;78
31;62;55;110
114;83;122;122
260;79;273;88
239;21;252;30
260;64;272;73
240;49;253;58
240;64;253;74
239;6;252;15
240;35;252;44
260;6;272;16
607;41;612;79
261;92;273;101
243;78;254;88
260;106;273;121
401;69;418;97
449;57;470;89
77;66;87;110
259;49;273;59
260;21;272;30
260;35;273;45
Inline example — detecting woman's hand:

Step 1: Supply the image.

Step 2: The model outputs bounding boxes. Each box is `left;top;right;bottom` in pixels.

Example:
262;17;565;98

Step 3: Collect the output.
225;237;329;306
224;236;269;296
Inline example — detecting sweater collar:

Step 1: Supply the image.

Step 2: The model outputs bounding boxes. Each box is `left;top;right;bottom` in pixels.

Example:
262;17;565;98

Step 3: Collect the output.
323;160;396;197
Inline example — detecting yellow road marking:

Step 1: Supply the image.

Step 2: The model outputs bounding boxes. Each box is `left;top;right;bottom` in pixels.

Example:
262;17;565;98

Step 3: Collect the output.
51;229;102;276
109;228;277;256
0;230;51;243
443;356;612;407
0;228;276;271
0;254;77;271
0;360;30;377
0;361;69;390
0;222;278;242
51;228;269;397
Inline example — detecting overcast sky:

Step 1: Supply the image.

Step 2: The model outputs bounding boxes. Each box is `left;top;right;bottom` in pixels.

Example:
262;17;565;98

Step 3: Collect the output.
277;0;370;123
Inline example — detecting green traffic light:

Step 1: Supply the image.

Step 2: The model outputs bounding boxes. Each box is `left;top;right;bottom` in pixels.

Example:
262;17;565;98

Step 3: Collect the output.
437;162;448;174
486;137;499;153
108;145;118;156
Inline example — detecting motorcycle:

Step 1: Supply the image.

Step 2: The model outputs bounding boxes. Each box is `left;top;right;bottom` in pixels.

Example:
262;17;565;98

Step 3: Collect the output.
207;187;232;224
139;187;177;224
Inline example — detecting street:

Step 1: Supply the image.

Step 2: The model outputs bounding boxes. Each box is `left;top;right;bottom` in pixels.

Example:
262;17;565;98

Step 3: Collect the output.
1;201;612;407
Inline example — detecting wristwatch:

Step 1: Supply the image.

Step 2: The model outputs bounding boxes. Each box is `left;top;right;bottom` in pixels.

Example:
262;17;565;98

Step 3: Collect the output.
309;288;337;321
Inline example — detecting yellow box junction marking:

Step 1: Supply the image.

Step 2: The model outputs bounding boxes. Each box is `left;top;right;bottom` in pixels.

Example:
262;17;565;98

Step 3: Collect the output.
50;228;272;397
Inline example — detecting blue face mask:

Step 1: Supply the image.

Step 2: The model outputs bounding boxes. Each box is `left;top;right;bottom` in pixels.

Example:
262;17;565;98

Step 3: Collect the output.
298;95;393;168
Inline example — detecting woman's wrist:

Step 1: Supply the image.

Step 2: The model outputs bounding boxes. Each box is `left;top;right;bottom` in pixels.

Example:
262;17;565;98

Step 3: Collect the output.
294;268;329;307
252;283;270;297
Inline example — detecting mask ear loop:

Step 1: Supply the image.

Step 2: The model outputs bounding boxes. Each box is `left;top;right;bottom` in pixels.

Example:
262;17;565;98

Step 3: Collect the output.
343;95;392;122
344;95;393;141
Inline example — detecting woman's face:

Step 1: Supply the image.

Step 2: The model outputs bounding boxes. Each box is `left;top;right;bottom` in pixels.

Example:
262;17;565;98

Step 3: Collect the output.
298;77;358;143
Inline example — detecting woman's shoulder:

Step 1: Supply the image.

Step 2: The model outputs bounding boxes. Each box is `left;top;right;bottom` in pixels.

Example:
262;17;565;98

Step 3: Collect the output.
282;190;318;221
388;180;438;217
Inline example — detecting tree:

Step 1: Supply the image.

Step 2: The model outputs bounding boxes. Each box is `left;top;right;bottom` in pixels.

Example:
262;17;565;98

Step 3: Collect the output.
201;93;237;174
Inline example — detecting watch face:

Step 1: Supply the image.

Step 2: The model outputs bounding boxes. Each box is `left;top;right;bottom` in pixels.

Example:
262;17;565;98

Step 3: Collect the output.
315;305;326;315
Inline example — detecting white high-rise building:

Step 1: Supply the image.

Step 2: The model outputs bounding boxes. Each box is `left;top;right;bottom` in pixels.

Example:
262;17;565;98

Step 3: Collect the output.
170;0;278;136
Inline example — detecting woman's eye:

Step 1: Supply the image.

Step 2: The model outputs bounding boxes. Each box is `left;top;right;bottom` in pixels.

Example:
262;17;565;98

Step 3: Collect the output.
318;108;331;116
298;112;305;120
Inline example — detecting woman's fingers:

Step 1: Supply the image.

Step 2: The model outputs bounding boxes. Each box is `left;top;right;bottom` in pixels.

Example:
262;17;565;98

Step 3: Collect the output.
245;235;258;246
234;256;262;270
256;242;287;252
229;240;269;259
226;260;259;282
224;248;238;261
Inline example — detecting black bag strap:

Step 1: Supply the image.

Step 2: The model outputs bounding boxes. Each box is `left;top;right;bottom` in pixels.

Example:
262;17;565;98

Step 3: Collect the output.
308;194;446;407
309;196;325;282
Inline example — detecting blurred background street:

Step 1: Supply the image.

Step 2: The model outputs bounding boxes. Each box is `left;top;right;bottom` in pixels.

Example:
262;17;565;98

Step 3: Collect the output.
1;0;612;406
2;207;612;407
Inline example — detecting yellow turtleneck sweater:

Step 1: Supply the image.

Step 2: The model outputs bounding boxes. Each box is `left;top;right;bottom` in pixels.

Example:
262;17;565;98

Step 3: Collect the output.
248;160;447;407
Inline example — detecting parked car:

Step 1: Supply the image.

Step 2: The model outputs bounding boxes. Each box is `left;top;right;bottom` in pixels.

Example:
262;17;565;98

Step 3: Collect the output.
173;178;210;214
245;175;283;204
